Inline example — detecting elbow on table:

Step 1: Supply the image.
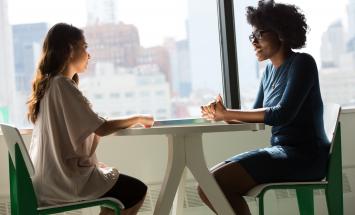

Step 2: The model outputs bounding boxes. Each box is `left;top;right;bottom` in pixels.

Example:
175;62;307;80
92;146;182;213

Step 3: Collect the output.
95;121;110;137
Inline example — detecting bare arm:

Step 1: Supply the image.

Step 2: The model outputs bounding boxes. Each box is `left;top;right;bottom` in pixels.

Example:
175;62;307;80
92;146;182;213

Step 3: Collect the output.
95;115;153;137
223;108;266;123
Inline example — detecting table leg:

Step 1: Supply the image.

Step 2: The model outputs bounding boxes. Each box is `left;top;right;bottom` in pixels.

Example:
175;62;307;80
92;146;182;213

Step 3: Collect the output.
153;135;186;215
172;168;187;215
185;134;235;215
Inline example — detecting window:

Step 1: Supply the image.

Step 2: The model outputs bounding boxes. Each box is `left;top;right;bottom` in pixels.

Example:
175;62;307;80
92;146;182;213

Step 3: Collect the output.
1;0;224;127
235;0;355;109
155;90;165;96
124;92;135;98
110;112;121;117
110;93;120;99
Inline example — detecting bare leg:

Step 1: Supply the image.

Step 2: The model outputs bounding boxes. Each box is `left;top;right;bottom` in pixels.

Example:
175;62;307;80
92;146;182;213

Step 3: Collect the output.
99;195;146;215
197;162;258;215
196;161;226;214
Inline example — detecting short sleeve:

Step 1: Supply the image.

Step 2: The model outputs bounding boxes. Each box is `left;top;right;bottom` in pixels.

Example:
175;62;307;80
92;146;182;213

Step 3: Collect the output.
53;77;105;154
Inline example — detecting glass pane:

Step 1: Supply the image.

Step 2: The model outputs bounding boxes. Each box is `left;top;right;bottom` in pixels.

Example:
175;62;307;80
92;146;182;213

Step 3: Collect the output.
236;0;355;109
0;0;223;127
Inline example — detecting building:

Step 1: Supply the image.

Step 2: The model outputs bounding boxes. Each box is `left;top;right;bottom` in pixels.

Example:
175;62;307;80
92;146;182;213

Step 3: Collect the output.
318;1;355;107
8;23;48;127
164;38;192;97
12;23;48;94
84;23;141;70
80;63;172;120
347;37;355;52
84;23;173;92
320;21;346;68
138;45;171;88
86;0;121;25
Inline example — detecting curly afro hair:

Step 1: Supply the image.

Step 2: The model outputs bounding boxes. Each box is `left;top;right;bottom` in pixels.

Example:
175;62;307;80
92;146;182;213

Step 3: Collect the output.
246;0;309;49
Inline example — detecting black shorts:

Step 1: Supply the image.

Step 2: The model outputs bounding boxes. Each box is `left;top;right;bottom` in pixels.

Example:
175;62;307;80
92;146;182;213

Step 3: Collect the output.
101;174;147;209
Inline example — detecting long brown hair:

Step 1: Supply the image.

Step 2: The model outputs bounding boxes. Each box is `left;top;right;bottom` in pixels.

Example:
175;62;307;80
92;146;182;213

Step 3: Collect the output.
27;23;84;124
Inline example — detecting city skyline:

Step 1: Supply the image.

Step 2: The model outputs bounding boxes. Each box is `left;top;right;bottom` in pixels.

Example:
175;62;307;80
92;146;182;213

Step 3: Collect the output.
1;0;355;127
6;0;352;63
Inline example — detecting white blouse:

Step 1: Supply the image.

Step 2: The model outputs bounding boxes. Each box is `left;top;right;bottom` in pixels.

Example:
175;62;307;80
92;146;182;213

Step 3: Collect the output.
29;74;119;206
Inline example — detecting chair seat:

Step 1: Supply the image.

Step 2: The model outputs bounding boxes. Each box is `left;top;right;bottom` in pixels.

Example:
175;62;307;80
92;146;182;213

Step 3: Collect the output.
246;181;328;198
38;197;125;211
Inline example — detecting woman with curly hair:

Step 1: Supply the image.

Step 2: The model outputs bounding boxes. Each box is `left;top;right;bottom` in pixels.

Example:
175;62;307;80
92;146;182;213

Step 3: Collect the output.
28;23;154;215
199;1;329;214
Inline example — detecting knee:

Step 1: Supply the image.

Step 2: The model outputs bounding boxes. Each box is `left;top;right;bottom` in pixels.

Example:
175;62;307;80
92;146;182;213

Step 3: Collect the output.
212;167;226;182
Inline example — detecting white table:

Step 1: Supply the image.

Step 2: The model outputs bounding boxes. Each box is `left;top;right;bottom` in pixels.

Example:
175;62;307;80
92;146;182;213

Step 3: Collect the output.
114;122;265;215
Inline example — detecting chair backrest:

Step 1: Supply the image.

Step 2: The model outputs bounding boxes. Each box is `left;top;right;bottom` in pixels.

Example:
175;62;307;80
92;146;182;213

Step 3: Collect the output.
322;104;341;153
1;123;38;214
0;124;35;176
321;104;343;187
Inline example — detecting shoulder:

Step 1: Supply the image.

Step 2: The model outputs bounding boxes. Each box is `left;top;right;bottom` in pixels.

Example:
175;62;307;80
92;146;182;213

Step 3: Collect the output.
288;53;318;83
51;75;77;88
290;52;318;75
48;74;89;104
292;52;317;67
50;74;80;94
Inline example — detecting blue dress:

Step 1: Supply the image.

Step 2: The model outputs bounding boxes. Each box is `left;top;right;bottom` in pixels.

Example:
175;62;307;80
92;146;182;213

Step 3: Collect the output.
226;52;330;183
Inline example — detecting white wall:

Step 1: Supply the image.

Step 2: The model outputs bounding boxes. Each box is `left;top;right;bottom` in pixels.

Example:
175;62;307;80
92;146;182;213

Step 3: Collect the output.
0;109;354;214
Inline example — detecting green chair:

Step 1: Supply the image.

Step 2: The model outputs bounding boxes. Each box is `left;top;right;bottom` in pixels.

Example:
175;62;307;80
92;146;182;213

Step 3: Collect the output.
245;103;343;215
0;123;124;215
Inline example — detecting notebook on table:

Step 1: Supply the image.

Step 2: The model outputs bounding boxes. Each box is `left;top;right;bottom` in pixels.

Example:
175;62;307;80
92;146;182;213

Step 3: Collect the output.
153;118;225;127
153;118;222;127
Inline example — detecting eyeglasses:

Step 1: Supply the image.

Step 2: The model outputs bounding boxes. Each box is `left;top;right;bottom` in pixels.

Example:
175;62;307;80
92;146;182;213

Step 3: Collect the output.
249;30;270;42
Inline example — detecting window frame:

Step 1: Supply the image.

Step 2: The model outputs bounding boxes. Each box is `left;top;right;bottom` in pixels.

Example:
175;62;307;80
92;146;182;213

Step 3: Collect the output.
217;0;241;109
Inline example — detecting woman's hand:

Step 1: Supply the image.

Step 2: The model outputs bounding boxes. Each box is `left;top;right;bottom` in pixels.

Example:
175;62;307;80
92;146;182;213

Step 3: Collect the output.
201;95;227;121
136;115;155;128
97;162;108;168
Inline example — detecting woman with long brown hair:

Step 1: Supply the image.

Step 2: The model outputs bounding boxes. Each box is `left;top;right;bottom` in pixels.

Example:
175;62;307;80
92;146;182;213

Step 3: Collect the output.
28;23;153;215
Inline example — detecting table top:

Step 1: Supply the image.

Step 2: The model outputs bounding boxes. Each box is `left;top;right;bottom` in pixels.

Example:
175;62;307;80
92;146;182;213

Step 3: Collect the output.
113;121;265;136
2;121;264;136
